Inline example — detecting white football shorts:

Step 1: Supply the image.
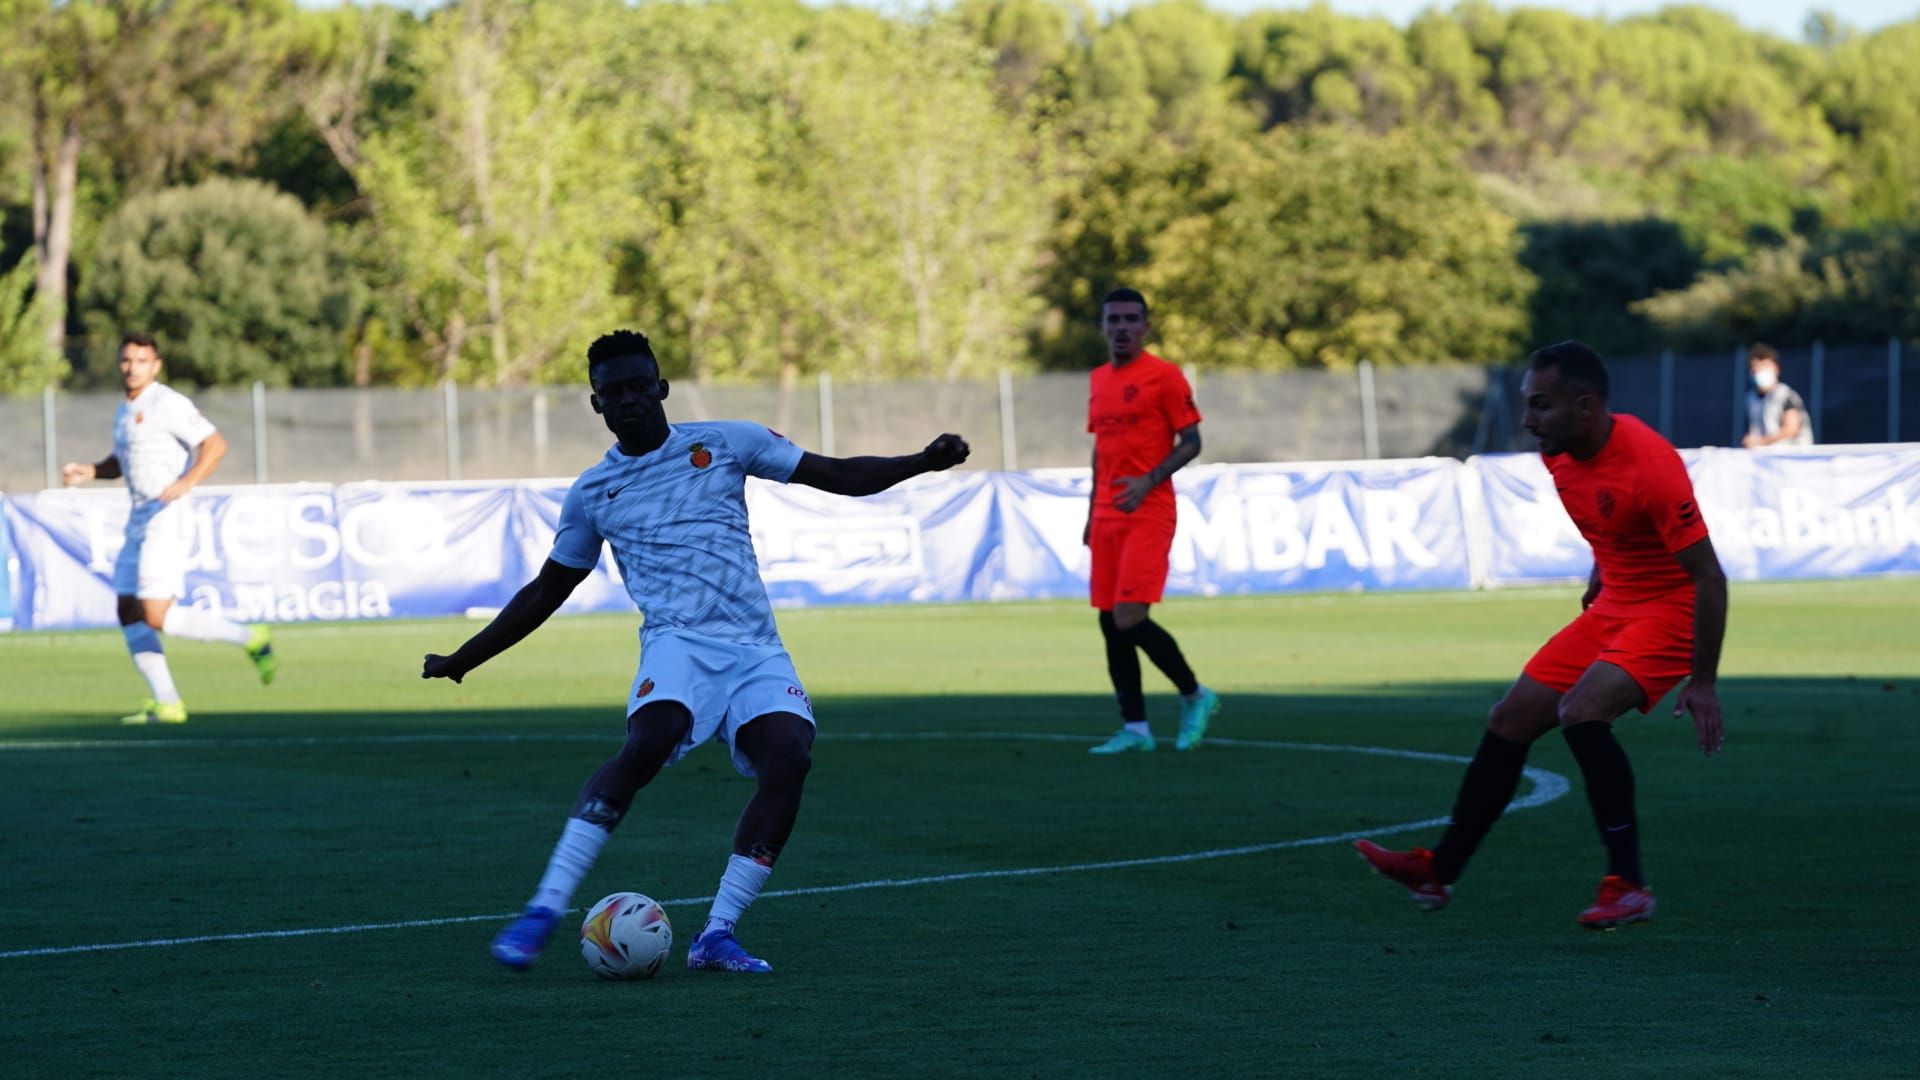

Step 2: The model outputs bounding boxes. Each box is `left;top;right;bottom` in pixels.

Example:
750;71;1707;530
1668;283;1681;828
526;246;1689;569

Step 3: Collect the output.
112;500;192;600
628;630;816;778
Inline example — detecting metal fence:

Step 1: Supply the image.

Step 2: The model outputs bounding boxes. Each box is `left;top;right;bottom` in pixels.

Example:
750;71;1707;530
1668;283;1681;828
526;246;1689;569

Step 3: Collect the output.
3;341;1913;492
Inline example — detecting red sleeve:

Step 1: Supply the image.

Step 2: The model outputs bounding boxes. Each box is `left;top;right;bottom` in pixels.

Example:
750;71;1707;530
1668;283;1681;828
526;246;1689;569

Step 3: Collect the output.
1160;365;1202;431
1637;440;1709;553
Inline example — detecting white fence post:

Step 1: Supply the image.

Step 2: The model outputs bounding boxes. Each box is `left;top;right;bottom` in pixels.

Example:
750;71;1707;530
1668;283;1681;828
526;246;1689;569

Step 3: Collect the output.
533;391;549;476
42;386;57;490
1358;359;1380;460
997;369;1018;472
818;372;835;457
251;380;269;483
443;379;462;481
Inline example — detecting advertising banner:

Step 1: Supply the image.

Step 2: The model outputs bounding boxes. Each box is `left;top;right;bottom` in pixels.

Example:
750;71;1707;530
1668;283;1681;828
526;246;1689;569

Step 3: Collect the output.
4;444;1915;630
1469;446;1920;586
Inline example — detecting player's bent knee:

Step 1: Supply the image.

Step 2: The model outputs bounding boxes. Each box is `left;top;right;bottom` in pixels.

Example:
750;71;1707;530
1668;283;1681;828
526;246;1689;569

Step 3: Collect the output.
1486;700;1550;744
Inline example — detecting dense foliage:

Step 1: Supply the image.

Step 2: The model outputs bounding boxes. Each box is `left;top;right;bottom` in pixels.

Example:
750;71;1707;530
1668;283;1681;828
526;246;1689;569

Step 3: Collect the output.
1;0;1915;390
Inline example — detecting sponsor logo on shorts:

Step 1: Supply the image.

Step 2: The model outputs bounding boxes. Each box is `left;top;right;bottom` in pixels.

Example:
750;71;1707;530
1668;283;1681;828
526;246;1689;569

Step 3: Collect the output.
689;443;712;469
636;678;654;696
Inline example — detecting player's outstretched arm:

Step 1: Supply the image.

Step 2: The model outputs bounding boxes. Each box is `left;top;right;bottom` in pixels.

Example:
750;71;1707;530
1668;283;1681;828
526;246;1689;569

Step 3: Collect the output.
1671;536;1728;756
61;454;122;486
422;558;593;683
788;434;970;497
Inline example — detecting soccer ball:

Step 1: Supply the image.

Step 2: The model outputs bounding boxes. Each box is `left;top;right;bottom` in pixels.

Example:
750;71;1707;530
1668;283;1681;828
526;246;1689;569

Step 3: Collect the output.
580;892;673;980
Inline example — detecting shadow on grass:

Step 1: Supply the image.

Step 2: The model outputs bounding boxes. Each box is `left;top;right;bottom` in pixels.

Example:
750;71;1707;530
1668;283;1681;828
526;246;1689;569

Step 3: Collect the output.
3;675;1914;749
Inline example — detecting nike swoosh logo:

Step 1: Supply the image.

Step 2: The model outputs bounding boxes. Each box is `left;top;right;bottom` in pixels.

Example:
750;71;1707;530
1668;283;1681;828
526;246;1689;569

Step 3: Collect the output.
606;485;628;500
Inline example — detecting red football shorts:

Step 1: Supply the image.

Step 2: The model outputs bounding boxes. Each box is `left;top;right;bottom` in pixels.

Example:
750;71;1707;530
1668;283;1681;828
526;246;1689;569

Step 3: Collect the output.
1523;603;1695;713
1089;516;1175;610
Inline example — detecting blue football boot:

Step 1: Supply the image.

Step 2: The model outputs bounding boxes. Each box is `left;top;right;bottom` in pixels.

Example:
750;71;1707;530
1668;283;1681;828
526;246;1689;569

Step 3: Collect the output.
489;905;561;970
686;925;774;973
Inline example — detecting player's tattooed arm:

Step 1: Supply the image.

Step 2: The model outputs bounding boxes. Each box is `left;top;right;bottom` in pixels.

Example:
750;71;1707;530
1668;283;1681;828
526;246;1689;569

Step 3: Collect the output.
1113;423;1201;512
422;558;593;683
789;433;970;497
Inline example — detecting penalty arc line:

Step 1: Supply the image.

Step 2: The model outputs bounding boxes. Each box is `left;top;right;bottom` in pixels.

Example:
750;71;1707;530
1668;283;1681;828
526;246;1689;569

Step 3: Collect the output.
0;732;1569;961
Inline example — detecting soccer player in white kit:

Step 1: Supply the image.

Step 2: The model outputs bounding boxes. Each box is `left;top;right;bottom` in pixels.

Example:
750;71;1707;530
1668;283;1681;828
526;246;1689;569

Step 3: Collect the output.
422;330;970;973
60;333;278;724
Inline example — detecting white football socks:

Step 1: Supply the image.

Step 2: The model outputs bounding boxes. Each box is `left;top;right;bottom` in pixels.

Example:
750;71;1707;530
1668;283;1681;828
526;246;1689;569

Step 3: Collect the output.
161;604;253;646
122;624;181;705
702;854;772;937
529;817;611;914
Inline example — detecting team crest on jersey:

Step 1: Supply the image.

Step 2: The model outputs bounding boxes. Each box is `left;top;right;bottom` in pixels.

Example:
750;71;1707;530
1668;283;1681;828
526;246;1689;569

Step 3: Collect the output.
689;443;712;469
636;678;654;697
1596;488;1616;519
1122;384;1139;403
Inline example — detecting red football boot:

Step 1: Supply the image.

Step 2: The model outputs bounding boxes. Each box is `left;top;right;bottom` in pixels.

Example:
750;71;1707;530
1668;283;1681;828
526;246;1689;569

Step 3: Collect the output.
1576;875;1656;930
1354;840;1453;911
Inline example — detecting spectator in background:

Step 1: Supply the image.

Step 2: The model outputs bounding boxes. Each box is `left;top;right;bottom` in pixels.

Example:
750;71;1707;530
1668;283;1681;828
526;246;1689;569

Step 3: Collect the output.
1743;344;1813;448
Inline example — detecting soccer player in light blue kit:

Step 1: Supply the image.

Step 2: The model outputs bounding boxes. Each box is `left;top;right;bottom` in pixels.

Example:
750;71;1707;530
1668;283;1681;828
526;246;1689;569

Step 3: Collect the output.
423;330;970;973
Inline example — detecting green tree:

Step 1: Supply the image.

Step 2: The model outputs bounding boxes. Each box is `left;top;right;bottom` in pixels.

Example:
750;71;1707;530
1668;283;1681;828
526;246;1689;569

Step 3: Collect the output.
354;0;640;385
0;251;68;394
0;0;296;356
1138;126;1534;368
79;178;365;387
1634;226;1920;347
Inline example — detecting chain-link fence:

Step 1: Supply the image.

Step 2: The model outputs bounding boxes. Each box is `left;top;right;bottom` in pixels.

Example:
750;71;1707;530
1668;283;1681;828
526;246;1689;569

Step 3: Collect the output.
4;342;1913;492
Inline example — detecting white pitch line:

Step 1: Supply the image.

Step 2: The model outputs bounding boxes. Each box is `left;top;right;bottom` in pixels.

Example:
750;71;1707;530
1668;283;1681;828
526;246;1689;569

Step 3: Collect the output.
0;732;1568;961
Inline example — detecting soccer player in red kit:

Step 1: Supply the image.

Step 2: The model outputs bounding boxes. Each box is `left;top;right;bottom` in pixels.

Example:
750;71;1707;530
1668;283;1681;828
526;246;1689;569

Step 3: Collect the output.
1084;288;1221;754
1356;341;1727;928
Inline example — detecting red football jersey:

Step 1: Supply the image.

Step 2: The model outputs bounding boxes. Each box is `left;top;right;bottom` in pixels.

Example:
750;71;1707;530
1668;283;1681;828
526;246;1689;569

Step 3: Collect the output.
1088;350;1203;524
1545;413;1709;613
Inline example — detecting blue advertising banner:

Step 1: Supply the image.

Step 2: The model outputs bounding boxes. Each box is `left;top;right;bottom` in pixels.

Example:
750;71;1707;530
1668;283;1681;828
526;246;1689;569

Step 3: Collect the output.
1688;446;1920;581
1469;445;1920;586
4;445;1914;631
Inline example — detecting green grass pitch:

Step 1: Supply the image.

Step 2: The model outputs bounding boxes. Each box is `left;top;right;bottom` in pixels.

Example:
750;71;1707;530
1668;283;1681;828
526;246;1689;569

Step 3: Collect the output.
3;580;1917;1077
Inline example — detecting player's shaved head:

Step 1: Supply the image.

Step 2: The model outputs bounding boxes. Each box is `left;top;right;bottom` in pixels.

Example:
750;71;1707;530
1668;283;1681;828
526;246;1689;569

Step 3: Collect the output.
1528;340;1610;403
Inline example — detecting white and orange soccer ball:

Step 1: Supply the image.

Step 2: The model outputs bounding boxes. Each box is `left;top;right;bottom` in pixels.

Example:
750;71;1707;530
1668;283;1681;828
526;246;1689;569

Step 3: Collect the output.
580;892;673;980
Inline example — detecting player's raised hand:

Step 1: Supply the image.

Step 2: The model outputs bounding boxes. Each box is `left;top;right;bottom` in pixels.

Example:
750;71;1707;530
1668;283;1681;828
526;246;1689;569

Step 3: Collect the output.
1674;679;1724;756
422;653;467;684
60;462;94;487
922;434;970;471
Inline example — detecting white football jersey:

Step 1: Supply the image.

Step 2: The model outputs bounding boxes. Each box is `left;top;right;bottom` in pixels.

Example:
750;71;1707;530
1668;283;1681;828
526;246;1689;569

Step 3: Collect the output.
113;382;218;505
549;421;805;644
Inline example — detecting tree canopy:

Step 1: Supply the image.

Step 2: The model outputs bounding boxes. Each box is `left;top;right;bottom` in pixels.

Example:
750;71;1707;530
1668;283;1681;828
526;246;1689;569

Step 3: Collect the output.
1;0;1915;392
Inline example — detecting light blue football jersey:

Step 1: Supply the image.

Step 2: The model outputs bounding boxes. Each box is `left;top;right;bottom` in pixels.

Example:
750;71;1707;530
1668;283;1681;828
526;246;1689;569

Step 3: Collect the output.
550;421;804;644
